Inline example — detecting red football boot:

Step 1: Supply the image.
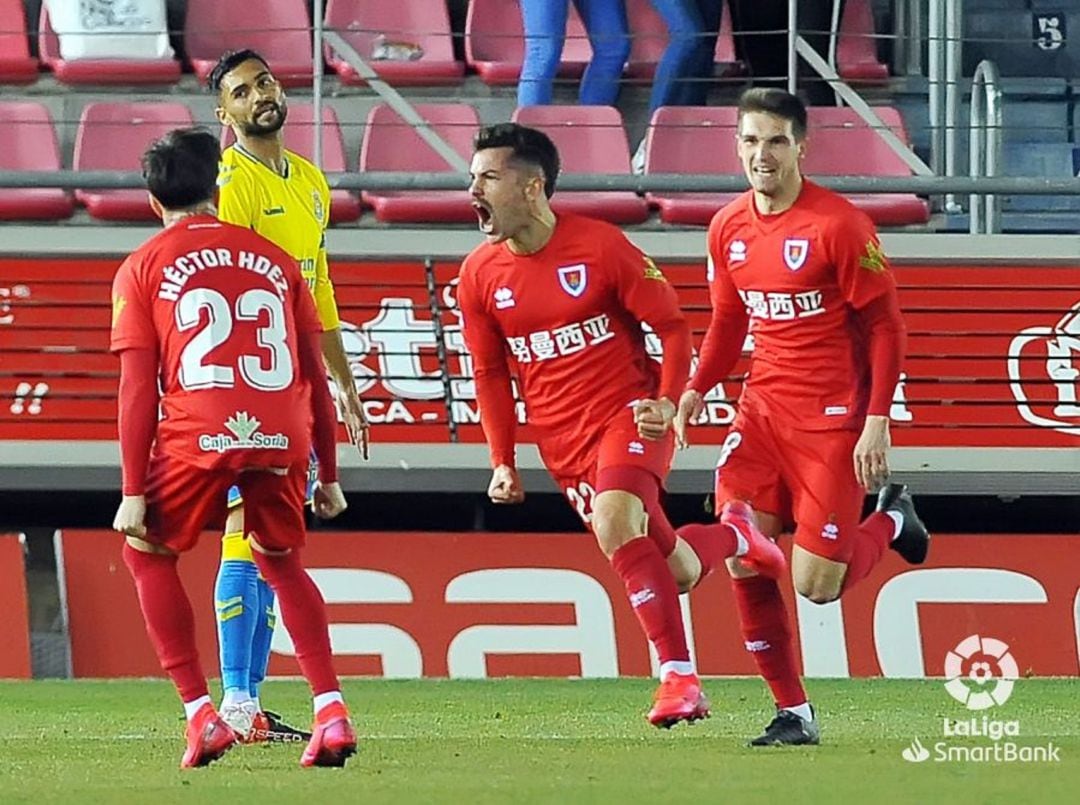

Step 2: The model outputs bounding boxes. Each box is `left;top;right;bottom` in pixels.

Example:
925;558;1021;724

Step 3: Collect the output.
300;702;358;768
647;672;711;728
721;500;787;580
181;703;238;768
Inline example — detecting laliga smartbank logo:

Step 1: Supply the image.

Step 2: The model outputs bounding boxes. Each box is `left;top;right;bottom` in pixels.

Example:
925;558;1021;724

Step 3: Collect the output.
901;635;1061;765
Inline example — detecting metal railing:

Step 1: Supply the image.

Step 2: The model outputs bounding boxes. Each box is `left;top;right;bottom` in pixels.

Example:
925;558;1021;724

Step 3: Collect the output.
969;59;1003;235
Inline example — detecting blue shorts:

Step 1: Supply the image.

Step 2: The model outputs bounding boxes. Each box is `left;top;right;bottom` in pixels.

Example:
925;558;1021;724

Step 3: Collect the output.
227;450;319;509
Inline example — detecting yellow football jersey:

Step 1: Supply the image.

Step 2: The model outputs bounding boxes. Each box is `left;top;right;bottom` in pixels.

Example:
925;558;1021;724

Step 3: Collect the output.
217;144;340;329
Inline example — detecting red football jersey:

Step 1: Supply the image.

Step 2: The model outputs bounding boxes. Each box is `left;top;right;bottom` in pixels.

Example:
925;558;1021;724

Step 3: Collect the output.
110;214;323;469
459;213;690;476
699;181;897;430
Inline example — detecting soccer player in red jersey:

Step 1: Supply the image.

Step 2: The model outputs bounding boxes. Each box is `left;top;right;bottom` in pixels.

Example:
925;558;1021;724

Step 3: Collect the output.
674;88;930;746
458;122;786;727
110;128;357;768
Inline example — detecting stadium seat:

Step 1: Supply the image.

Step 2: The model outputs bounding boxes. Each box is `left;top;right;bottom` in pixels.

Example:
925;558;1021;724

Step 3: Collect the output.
465;0;592;86
324;0;464;86
624;0;742;81
642;106;742;226
359;103;478;223
74;102;194;221
803;106;930;226
511;105;649;224
186;0;314;87
0;0;38;83
836;0;888;82
0;102;73;220
38;5;180;85
222;102;361;224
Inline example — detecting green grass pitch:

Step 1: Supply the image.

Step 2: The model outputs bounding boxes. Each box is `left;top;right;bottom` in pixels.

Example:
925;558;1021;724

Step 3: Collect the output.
0;678;1076;804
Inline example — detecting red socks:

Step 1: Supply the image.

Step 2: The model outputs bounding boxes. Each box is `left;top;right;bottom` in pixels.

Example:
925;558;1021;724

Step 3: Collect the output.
676;522;738;581
731;575;806;708
121;543;208;704
841;512;895;593
252;548;340;696
610;537;689;664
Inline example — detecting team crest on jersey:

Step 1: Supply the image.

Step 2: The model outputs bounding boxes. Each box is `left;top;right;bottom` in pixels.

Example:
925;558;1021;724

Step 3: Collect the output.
312;190;324;222
557;263;588;297
783;238;810;271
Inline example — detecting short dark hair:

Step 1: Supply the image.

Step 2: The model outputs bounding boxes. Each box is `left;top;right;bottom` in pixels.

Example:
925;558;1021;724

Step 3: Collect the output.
142;127;221;210
474;123;560;198
737;88;808;141
208;48;271;94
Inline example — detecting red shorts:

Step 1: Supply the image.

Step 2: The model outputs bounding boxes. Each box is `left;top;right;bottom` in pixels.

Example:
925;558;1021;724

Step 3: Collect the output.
713;409;863;562
143;452;308;554
547;406;674;529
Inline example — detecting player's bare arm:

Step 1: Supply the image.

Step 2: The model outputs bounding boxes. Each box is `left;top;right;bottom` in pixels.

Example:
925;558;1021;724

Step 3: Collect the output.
320;328;370;460
673;389;705;449
853;414;891;491
633;398;677;441
488;464;525;505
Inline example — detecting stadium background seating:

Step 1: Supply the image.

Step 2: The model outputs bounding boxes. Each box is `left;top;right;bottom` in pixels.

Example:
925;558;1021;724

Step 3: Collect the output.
0;0;1076;232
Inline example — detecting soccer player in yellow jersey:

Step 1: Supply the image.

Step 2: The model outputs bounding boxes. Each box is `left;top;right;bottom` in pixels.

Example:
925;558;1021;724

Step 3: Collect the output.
208;49;368;743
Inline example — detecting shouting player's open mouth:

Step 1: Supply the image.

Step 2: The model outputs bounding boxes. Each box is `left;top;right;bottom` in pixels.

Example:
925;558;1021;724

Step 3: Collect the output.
473;201;494;233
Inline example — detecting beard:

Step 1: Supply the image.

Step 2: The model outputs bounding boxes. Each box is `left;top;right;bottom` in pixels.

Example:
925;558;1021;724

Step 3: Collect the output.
242;102;287;136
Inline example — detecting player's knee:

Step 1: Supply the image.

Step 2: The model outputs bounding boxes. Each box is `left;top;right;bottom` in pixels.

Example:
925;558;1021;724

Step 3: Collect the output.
591;497;640;558
795;577;841;605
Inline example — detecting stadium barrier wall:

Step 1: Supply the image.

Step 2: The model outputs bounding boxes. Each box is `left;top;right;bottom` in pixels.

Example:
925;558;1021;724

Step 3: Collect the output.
5;254;1080;494
0;533;32;679
3;257;1080;448
57;529;1080;679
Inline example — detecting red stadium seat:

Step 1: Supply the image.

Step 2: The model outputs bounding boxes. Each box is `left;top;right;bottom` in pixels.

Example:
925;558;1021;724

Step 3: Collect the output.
0;0;38;83
643;106;742;226
837;0;889;82
512;105;649;224
358;103;478;223
804;106;930;226
0;102;73;220
186;0;314;87
74;102;194;221
625;0;742;80
465;0;592;86
324;0;464;86
222;102;361;223
38;6;180;85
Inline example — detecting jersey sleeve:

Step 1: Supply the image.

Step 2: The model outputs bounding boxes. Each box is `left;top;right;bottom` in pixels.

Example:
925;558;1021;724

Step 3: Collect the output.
458;261;517;468
829;213;896;310
109;255;157;353
312;233;341;330
289;256;324;335
829;212;905;417
689;221;749;395
216;159;257;229
607;232;691;402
